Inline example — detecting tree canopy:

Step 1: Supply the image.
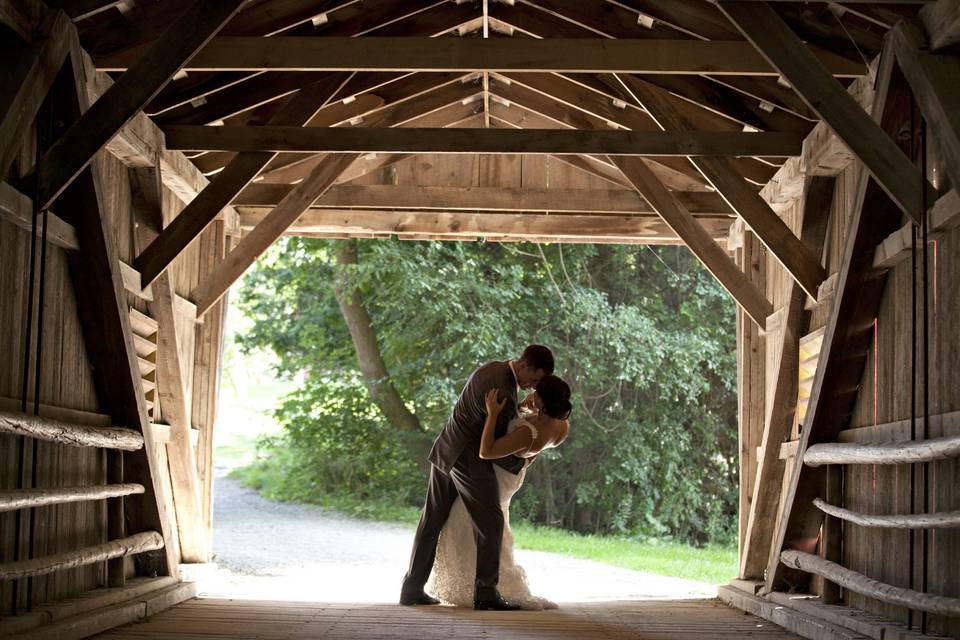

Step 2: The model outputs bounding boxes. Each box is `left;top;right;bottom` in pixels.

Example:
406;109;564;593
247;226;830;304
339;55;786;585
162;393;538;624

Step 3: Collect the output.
237;237;739;544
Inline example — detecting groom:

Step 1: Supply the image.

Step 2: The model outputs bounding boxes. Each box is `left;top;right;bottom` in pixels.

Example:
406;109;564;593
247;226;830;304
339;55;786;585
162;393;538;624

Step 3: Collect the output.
400;345;555;610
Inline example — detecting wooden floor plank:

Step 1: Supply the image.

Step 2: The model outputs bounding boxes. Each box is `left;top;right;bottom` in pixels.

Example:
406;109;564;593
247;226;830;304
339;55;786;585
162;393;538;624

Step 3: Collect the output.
94;597;802;639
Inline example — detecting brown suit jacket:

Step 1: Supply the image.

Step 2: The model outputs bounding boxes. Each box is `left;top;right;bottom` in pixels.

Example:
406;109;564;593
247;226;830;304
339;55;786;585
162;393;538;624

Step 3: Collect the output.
428;360;525;475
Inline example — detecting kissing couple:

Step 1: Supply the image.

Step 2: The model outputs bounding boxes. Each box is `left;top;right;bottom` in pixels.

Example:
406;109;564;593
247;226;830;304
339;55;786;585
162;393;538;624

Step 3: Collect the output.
400;345;572;610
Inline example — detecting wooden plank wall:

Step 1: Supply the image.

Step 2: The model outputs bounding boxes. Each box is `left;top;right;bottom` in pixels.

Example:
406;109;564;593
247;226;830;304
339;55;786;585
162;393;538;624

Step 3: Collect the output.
745;95;959;636
842;179;959;637
0;109;230;614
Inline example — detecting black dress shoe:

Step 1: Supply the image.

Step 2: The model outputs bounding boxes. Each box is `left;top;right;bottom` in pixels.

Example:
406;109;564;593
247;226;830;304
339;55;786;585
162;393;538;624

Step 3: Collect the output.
473;594;522;611
399;591;440;606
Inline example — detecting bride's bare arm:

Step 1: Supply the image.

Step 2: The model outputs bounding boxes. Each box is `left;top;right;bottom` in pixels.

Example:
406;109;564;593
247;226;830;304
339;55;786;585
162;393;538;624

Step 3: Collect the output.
479;388;534;460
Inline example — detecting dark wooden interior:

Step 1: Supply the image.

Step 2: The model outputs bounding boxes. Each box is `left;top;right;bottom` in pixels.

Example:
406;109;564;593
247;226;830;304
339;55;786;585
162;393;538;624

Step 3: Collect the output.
1;0;958;638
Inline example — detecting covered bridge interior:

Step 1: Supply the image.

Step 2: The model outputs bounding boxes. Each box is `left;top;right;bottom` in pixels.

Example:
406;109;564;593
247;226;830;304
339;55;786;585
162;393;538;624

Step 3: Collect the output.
0;0;958;638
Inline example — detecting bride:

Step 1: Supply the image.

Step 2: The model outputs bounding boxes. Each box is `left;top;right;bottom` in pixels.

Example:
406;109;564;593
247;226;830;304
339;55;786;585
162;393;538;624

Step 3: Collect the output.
426;375;572;610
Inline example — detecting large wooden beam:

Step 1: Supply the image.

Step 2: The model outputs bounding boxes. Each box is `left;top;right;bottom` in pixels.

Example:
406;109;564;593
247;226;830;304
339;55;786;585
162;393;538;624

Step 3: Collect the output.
234;184;733;216
57;46;178;577
921;0;960;51
32;0;246;210
235;207;733;243
133;74;349;289
610;155;772;328
763;49;911;594
0;9;72;179
738;176;834;580
716;1;936;225
615;74;827;298
192;152;362;315
96;37;865;76
891;21;960;197
129;165;205;563
162;126;803;157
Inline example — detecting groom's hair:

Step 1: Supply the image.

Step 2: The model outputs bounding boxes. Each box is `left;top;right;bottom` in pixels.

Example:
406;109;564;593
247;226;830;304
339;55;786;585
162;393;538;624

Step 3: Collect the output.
520;344;554;375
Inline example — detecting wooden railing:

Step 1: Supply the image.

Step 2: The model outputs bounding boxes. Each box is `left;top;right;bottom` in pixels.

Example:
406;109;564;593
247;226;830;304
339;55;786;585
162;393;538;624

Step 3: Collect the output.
0;410;163;592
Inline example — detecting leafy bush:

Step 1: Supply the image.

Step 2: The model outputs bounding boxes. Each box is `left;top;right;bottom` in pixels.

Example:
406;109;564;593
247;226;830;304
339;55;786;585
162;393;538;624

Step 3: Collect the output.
236;238;738;545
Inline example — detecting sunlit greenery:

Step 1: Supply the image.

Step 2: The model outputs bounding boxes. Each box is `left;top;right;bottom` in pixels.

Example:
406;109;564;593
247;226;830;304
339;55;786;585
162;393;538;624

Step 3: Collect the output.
235;238;738;545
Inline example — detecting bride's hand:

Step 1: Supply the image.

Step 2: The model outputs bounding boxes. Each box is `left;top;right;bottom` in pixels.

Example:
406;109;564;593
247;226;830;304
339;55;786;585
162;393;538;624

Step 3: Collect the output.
484;388;505;415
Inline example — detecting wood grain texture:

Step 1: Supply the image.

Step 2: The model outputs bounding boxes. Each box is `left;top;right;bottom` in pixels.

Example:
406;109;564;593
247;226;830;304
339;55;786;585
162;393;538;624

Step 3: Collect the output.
96;36;866;75
0;532;163;580
0;410;143;450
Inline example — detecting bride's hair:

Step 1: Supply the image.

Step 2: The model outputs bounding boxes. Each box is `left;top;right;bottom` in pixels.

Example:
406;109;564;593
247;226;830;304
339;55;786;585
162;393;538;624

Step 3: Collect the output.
535;375;572;421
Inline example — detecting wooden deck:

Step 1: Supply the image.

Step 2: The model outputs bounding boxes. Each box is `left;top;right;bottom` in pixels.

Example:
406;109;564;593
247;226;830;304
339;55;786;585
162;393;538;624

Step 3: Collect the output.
95;597;801;639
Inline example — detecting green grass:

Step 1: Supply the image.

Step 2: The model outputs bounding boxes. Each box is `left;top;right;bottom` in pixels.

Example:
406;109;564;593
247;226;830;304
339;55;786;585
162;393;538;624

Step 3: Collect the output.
512;523;737;585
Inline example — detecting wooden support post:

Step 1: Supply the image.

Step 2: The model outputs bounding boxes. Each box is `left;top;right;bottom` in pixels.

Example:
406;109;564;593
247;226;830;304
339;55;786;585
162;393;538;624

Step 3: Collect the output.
614;73;827;299
129;164;205;563
0;9;72;179
739;176;834;580
191;152;363;316
57;44;178;577
821;465;843;604
106;450;125;587
763;48;911;595
133;73;349;288
32;0;246;210
716;1;936;224
610;155;772;328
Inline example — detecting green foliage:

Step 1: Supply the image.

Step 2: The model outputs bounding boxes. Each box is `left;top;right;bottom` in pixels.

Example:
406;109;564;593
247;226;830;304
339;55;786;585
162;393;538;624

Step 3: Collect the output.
237;237;738;545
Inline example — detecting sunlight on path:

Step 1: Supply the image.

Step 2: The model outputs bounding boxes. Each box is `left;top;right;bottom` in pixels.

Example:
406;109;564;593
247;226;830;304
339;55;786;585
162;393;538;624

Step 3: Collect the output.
199;474;716;605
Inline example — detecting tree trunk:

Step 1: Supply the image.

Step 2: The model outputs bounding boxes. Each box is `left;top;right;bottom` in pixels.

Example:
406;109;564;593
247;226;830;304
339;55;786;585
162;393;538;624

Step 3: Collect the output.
332;240;422;434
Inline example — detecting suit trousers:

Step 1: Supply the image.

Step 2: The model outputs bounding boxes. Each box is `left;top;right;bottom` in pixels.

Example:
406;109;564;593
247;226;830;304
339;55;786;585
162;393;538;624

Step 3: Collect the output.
401;450;504;601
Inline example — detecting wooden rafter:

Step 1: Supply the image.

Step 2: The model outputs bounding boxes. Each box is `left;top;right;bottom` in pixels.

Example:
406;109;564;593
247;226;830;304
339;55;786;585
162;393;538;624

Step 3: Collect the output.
0;9;72;179
891;20;960;196
762;50;912;594
233;184;732;216
129;165;206;563
234;207;733;245
95;37;865;76
716;1;936;225
739;176;834;580
191;150;364;315
134;73;349;289
162;126;803;157
611;155;772;328
31;0;246;211
615;73;827;298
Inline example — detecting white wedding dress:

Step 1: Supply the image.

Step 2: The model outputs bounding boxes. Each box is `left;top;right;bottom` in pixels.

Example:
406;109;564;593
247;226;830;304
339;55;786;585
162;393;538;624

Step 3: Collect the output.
425;415;557;610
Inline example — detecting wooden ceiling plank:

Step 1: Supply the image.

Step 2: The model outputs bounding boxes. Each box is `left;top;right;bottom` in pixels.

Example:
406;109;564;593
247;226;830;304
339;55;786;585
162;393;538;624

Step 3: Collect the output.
45;0;124;21
611;154;772;328
0;9;72;180
163;126;803;157
891;20;960;194
716;0;935;225
95;36;866;76
191;151;362;316
31;0;246;211
134;73;349;288
616;73;826;298
497;74;780;186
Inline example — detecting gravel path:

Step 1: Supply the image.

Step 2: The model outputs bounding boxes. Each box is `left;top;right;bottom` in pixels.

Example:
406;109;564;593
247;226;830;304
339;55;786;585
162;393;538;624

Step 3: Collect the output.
202;471;715;604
